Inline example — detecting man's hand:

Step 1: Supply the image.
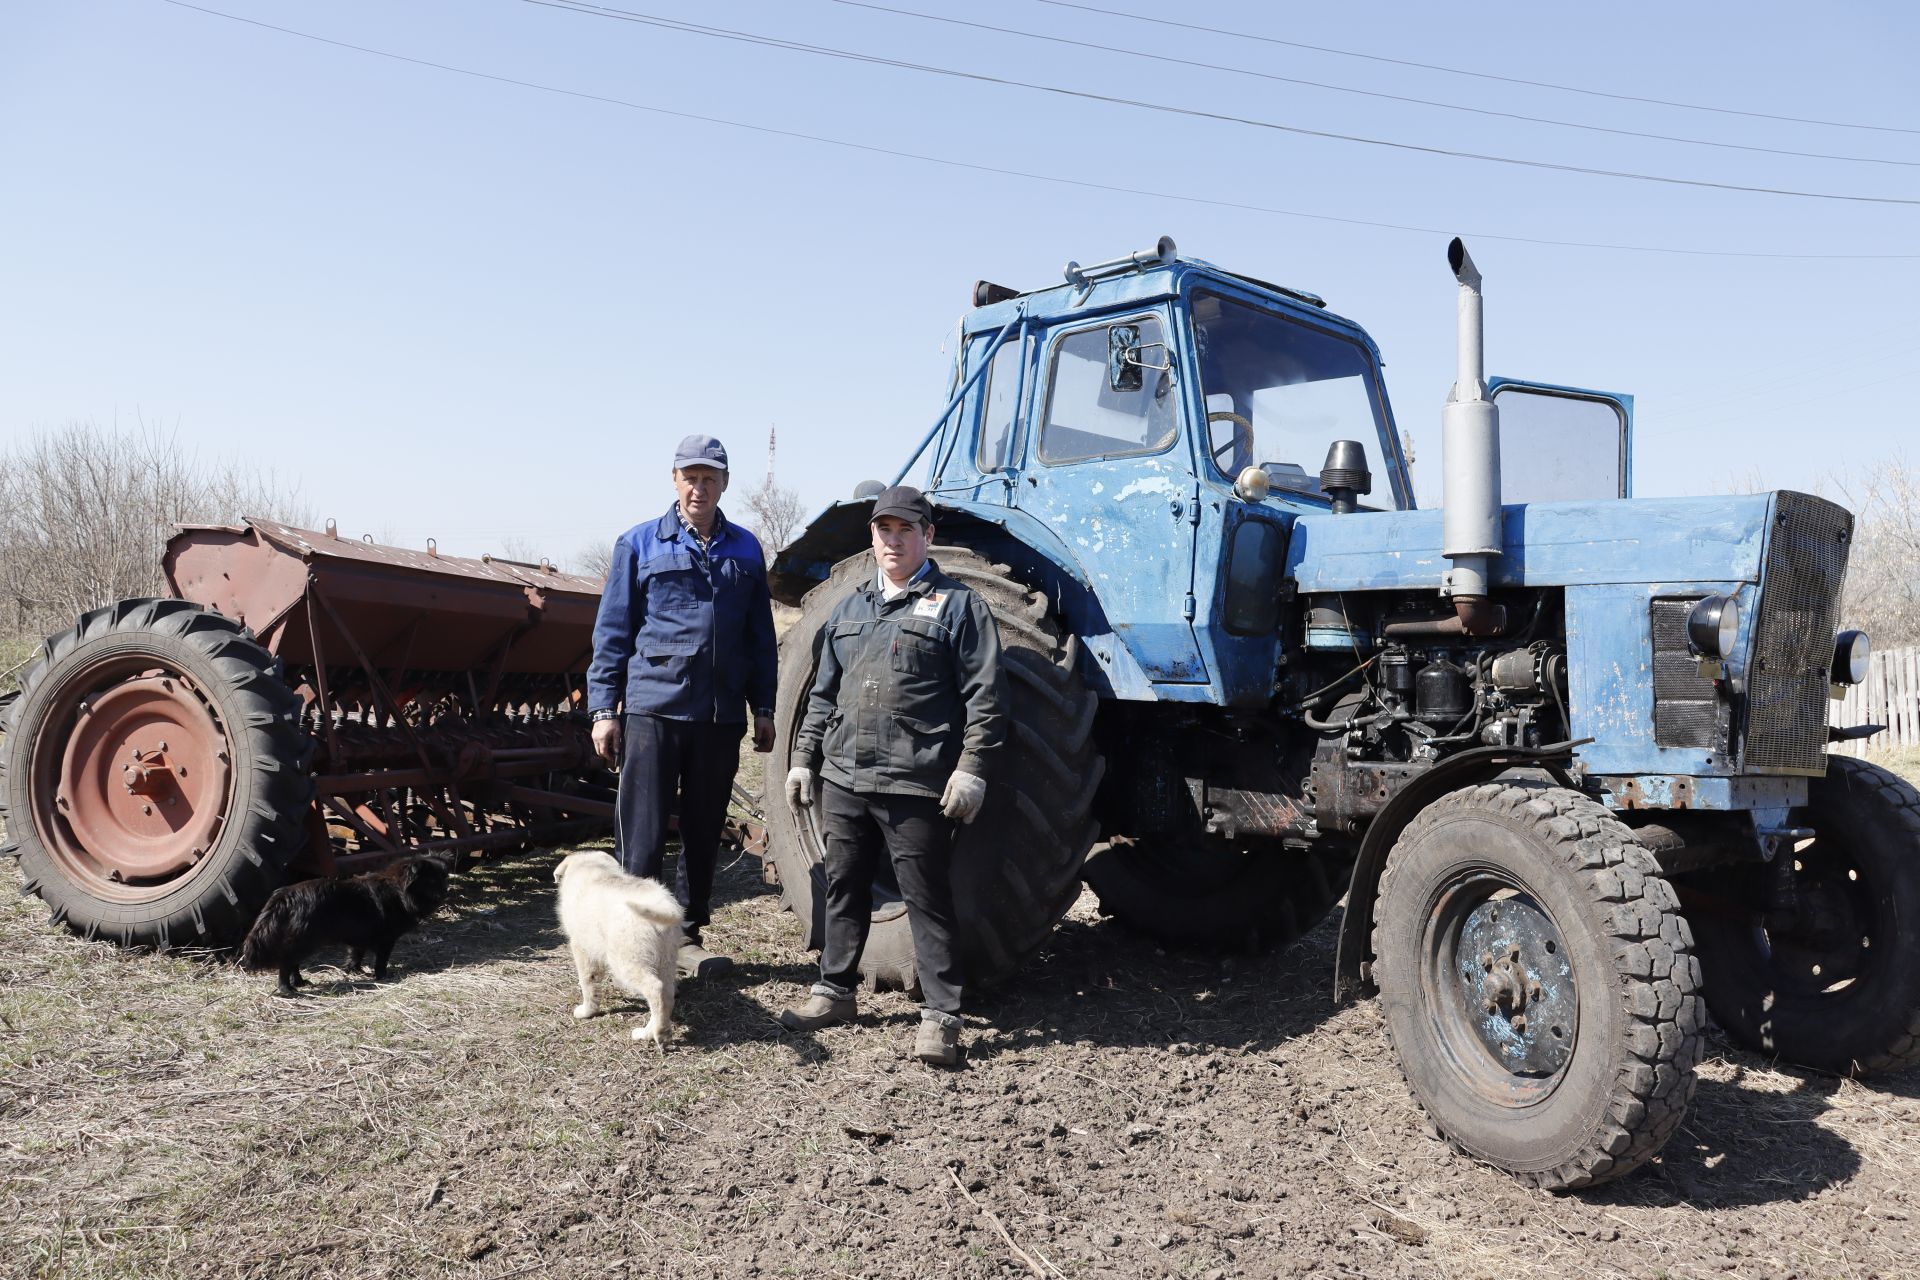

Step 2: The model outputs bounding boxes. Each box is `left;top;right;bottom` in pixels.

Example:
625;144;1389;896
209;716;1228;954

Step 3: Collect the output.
591;717;622;767
939;771;987;824
784;765;817;811
752;713;776;753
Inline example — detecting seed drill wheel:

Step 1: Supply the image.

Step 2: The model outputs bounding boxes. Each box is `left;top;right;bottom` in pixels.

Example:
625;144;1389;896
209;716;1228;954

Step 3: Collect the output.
1372;783;1703;1190
1082;834;1349;954
0;599;311;947
1688;756;1920;1075
765;548;1101;991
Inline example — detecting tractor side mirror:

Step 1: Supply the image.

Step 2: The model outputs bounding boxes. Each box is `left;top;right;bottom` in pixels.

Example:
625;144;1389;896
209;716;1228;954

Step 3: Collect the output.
1107;324;1171;393
1108;324;1143;392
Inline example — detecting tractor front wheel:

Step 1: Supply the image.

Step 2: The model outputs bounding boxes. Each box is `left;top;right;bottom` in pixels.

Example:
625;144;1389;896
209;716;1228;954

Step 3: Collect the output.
0;599;311;947
1687;755;1920;1075
1372;783;1703;1190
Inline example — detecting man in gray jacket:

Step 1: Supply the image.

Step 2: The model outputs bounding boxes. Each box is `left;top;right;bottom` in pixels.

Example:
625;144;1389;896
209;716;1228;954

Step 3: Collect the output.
777;485;1006;1066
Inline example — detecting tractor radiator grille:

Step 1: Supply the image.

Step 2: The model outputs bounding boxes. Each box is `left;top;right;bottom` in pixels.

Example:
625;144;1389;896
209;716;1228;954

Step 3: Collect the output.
1743;491;1852;773
1650;597;1726;751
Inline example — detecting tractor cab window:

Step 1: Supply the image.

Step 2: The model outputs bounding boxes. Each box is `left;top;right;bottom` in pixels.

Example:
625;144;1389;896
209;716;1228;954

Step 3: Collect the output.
976;336;1026;473
1038;317;1181;464
1191;289;1399;508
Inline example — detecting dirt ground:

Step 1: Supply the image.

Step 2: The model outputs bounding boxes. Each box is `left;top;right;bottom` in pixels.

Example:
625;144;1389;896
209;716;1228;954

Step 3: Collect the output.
9;809;1920;1280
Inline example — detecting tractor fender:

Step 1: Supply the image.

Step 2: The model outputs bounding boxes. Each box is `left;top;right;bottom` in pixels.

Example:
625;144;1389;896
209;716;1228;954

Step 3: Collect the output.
772;496;1093;602
1333;741;1584;1003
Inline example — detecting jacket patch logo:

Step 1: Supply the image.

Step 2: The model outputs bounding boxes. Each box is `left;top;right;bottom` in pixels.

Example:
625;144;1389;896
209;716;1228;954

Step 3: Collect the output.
912;593;946;618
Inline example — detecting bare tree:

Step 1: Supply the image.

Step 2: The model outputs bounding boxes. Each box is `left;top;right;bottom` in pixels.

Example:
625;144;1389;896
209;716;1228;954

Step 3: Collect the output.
0;420;309;687
743;475;806;553
571;539;615;582
1834;456;1920;646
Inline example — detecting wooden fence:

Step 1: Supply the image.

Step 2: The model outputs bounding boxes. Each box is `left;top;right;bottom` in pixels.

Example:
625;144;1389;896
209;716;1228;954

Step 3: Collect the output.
1832;644;1920;758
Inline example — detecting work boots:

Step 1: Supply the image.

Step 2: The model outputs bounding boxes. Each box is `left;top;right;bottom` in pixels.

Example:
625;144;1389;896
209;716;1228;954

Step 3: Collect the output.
778;989;857;1031
915;1016;960;1068
677;941;734;980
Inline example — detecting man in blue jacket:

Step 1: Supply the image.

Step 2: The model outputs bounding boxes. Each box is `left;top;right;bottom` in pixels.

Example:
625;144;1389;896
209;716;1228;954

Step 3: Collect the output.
587;434;778;978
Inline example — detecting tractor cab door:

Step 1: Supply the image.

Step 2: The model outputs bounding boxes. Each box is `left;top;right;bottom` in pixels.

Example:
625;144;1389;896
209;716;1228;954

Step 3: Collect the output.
1488;379;1634;500
1019;312;1208;684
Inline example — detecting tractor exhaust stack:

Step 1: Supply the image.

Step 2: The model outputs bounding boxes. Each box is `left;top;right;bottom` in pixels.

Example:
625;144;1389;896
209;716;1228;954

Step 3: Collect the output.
1439;237;1505;636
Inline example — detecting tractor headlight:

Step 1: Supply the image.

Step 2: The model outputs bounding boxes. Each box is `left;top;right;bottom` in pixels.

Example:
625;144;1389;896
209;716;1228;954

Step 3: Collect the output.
1686;594;1740;659
1233;465;1271;502
1832;629;1870;685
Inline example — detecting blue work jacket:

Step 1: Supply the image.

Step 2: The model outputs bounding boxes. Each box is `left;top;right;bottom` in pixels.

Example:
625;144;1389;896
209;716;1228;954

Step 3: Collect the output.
586;505;778;723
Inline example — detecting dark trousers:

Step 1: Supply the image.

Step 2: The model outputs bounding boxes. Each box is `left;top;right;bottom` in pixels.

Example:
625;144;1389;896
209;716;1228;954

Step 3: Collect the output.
817;779;962;1015
616;713;744;941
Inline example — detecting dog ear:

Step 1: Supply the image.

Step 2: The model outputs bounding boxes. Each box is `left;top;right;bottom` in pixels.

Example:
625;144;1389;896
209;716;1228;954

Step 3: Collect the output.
552;858;570;885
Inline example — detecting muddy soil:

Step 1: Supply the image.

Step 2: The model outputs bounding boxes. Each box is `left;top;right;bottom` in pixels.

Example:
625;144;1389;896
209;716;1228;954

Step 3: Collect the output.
5;840;1919;1280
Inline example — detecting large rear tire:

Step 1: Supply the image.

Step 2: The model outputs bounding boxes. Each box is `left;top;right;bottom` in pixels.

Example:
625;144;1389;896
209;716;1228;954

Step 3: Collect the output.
0;598;312;947
1372;783;1703;1190
1082;834;1349;953
764;548;1101;990
1688;755;1920;1075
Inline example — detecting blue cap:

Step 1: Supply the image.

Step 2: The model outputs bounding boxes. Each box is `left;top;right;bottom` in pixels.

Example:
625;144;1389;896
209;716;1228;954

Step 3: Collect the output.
673;434;729;472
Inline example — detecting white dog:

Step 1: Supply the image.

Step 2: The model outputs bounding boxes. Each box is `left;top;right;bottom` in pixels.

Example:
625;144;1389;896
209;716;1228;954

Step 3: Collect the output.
552;851;685;1051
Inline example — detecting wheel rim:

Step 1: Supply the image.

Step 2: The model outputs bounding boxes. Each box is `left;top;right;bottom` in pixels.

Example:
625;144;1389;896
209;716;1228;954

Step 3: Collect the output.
1748;835;1876;997
29;655;236;902
1420;870;1579;1106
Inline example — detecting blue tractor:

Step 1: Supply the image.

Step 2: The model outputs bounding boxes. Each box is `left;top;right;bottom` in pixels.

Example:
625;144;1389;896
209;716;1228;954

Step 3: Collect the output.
764;237;1904;1189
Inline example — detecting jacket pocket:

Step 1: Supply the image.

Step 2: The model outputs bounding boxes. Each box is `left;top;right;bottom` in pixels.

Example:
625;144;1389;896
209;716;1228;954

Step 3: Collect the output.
889;629;946;676
821;708;847;762
642;641;701;666
893;714;954;774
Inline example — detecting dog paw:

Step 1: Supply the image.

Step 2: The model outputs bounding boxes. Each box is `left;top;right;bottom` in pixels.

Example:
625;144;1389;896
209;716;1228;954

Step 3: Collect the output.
573;1003;597;1020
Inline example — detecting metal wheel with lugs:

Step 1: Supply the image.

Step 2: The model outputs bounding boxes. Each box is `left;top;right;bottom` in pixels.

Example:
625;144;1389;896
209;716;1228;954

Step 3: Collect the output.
0;598;312;947
1371;783;1704;1190
764;547;1101;990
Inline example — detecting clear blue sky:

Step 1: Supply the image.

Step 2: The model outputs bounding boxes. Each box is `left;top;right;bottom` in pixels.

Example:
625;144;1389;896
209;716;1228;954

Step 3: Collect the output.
3;0;1915;563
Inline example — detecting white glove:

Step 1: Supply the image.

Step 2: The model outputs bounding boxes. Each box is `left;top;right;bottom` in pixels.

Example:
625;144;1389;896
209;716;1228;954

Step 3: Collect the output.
939;771;988;824
785;766;817;811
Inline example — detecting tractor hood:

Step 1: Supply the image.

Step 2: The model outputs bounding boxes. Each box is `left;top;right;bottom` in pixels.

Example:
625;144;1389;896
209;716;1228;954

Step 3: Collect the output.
1287;493;1781;592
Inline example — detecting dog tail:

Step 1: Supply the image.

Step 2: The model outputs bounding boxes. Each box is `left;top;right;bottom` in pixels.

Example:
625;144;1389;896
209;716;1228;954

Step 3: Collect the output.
626;895;685;928
238;889;293;969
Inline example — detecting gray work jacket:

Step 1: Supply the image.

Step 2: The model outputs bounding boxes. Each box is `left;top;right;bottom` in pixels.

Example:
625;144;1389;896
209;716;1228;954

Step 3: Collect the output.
792;559;1007;798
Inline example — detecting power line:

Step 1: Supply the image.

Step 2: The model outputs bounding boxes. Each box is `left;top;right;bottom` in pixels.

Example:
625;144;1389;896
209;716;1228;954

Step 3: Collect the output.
151;1;1920;260
829;0;1920;169
1030;0;1920;138
524;0;1920;206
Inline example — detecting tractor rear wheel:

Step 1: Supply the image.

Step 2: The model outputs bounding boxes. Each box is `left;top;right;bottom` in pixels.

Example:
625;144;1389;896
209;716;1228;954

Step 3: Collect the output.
764;548;1100;991
0;598;312;947
1082;834;1349;953
1372;783;1703;1190
1687;756;1920;1075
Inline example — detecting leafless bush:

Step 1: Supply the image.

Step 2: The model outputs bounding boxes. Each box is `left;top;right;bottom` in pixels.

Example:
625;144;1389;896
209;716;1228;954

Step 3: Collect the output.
0;421;309;687
1834;456;1920;646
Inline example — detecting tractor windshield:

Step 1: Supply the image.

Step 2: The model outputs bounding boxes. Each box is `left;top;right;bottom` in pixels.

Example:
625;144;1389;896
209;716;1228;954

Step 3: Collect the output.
1191;288;1399;508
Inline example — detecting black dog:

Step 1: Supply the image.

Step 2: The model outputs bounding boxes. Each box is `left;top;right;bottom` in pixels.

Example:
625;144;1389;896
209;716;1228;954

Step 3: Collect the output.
240;856;452;996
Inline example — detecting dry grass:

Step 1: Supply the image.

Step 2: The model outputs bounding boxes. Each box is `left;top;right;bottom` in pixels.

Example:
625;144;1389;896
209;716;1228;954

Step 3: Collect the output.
7;836;1920;1279
1873;746;1920;787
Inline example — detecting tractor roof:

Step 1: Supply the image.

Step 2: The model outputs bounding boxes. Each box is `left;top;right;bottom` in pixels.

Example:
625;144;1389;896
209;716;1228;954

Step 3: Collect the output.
958;254;1381;365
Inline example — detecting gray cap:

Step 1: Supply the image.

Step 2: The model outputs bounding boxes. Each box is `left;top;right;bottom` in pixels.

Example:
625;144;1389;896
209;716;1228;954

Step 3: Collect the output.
869;484;933;526
673;434;729;472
